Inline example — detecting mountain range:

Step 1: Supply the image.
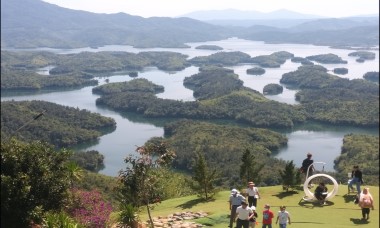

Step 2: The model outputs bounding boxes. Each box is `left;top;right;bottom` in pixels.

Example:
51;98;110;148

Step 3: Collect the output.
1;0;379;49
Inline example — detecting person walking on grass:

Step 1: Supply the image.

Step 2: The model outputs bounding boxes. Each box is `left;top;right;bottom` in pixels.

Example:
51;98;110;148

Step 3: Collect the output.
359;187;374;220
275;206;291;228
247;182;261;207
229;189;246;228
348;165;363;193
249;206;258;228
235;200;252;228
262;204;274;228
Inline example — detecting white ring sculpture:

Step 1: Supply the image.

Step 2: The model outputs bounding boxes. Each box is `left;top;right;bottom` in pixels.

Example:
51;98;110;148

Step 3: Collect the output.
303;173;339;200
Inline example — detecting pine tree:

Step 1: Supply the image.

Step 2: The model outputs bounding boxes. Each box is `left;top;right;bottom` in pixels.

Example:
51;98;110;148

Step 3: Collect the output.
239;148;264;185
191;151;218;200
279;160;302;191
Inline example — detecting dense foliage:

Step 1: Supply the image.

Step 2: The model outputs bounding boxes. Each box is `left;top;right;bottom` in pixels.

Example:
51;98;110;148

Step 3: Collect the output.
306;53;348;64
195;45;223;50
96;67;307;128
250;51;294;68
1;100;116;147
246;67;265;75
1;140;73;227
281;65;379;126
334;134;379;186
333;67;348;75
348;51;376;62
70;150;105;172
363;71;379;82
163;120;289;186
189;51;252;66
1;50;190;91
263;83;283;95
93;78;164;95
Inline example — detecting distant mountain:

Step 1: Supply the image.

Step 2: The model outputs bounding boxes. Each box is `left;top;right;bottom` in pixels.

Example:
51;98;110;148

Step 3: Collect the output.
180;9;324;20
1;0;233;48
289;17;380;32
1;0;378;49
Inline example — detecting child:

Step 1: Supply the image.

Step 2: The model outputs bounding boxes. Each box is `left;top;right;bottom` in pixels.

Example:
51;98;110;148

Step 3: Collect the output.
248;206;258;228
275;206;291;228
262;204;274;228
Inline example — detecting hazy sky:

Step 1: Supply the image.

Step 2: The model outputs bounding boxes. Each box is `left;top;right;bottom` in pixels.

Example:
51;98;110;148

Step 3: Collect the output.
42;0;379;18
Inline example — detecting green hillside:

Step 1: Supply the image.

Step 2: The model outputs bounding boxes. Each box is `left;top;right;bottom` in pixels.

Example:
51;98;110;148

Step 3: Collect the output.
139;185;379;228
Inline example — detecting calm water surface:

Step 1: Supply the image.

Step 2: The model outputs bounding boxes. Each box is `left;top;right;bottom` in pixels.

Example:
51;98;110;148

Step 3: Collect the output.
2;38;379;175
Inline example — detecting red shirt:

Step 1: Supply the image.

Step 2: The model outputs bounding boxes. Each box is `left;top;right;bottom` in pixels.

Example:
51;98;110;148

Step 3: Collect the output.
262;209;274;225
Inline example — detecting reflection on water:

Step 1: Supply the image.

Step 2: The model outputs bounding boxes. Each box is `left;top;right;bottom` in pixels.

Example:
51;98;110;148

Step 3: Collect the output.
2;38;379;176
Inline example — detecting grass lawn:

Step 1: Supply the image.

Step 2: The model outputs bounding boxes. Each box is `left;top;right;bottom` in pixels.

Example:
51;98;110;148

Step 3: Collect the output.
139;184;379;228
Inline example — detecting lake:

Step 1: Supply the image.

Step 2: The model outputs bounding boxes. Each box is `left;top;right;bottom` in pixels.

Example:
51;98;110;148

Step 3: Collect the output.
2;38;379;176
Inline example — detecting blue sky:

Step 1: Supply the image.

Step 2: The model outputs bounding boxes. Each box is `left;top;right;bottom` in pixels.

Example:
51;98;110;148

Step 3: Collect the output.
42;0;379;18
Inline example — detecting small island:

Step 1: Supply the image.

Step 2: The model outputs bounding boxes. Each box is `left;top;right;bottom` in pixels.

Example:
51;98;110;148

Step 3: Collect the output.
194;45;223;50
348;51;376;63
246;67;265;75
306;53;348;64
363;71;379;82
263;83;283;95
333;67;348;75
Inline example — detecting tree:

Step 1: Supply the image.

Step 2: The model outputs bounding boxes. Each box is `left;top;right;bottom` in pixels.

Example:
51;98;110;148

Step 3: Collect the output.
239;148;264;185
191;151;219;200
1;139;73;227
279;160;302;191
118;142;176;227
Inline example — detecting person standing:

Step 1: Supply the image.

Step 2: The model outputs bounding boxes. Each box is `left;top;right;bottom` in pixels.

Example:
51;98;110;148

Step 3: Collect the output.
358;187;374;220
249;206;258;228
235;200;252;228
348;165;363;193
275;206;291;228
301;153;314;179
262;204;274;228
247;182;261;207
229;189;246;228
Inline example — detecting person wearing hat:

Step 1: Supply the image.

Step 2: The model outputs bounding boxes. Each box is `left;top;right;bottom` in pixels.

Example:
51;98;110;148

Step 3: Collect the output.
275;206;291;228
248;206;258;228
235;200;252;228
246;182;261;207
348;165;363;193
262;204;274;228
229;189;246;228
301;152;315;181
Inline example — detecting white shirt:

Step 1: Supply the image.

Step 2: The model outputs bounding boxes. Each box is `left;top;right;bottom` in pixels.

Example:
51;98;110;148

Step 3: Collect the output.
236;206;252;220
246;187;259;196
277;211;290;224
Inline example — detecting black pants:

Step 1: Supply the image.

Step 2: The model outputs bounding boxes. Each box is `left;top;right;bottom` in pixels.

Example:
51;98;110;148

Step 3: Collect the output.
362;208;370;218
236;218;249;228
248;196;257;207
230;205;239;227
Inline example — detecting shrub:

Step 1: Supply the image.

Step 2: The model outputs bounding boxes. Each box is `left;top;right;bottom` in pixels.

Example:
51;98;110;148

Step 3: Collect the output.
68;189;113;228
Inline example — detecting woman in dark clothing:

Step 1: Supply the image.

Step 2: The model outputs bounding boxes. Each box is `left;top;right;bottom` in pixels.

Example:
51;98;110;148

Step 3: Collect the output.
314;182;328;205
348;165;363;193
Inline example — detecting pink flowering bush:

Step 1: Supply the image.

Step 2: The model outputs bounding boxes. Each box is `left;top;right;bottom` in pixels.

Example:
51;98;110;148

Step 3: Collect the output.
68;188;113;228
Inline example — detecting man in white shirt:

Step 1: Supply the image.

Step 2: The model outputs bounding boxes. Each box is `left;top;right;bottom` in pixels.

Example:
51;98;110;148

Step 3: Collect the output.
229;189;246;228
235;200;252;228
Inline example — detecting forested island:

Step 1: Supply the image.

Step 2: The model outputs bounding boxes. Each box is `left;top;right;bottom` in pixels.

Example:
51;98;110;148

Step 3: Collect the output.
1;51;190;91
195;45;223;50
281;65;379;126
1;100;116;147
95;66;308;128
